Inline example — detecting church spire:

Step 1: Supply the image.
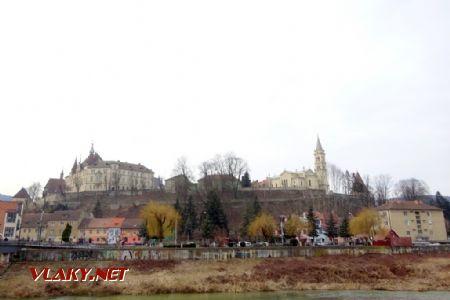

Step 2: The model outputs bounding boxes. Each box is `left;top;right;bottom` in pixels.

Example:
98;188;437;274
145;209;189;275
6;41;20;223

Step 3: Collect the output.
90;142;95;155
315;136;324;152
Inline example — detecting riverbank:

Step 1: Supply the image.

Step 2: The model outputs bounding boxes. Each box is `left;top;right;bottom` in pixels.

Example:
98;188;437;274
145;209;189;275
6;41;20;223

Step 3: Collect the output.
1;253;450;298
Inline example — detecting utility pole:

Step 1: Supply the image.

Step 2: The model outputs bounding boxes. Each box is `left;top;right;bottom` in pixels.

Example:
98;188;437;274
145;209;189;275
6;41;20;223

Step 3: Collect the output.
174;219;177;246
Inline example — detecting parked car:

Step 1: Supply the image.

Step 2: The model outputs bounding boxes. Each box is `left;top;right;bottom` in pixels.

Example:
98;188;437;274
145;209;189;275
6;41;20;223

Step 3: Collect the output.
238;241;251;247
254;241;269;247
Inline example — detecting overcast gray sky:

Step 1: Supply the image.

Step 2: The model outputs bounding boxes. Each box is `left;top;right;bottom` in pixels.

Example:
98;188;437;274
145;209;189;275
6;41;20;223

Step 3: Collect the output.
1;1;449;196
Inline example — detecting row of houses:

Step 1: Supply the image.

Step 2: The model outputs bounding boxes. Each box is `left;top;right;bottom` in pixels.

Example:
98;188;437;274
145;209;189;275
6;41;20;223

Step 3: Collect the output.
19;211;143;244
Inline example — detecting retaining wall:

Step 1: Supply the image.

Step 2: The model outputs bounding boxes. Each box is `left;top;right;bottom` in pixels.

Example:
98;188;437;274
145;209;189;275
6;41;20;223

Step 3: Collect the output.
11;245;450;262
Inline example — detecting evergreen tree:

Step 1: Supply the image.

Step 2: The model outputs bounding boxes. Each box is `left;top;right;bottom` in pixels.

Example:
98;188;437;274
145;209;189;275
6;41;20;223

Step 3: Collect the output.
338;216;351;238
240;196;261;236
435;191;450;223
201;214;214;239
61;223;72;242
307;207;318;239
182;196;198;239
241;171;251;188
326;212;338;239
201;190;228;238
93;200;103;218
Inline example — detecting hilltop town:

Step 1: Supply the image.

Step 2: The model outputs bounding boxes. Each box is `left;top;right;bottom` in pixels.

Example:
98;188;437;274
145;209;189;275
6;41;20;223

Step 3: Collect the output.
1;138;449;248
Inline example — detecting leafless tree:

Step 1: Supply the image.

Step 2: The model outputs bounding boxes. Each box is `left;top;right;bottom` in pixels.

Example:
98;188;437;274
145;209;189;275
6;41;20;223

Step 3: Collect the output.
72;173;82;200
211;154;226;175
343;170;353;195
27;182;42;207
374;174;392;205
111;170;122;191
199;160;213;178
173;156;194;180
223;152;248;198
395;178;429;201
104;175;110;191
328;163;344;193
198;153;249;197
172;156;194;200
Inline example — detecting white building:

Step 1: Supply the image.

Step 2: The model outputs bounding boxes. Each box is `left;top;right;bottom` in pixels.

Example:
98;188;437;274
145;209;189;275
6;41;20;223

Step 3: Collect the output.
65;145;155;193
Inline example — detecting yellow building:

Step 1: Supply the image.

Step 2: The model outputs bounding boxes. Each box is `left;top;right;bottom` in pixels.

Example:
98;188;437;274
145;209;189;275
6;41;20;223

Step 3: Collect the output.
20;210;87;242
377;201;447;242
268;138;329;191
19;212;47;241
46;210;87;242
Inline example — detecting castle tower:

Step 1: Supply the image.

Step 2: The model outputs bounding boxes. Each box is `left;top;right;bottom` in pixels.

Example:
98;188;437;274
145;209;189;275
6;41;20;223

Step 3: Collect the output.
314;137;329;191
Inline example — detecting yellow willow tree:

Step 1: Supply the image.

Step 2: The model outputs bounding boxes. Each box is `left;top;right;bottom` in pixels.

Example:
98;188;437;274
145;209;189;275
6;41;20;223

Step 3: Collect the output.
349;208;386;239
248;213;277;241
140;202;181;241
284;214;310;237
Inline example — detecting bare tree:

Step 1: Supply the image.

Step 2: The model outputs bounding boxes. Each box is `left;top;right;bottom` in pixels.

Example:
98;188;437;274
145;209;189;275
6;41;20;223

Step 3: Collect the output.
211;154;226;175
172;156;194;180
374;174;392;205
223;152;248;198
328;163;344;193
172;156;194;201
73;173;82;200
27;182;42;207
199;160;213;178
395;178;429;201
198;153;248;197
343;170;353;195
111;170;122;191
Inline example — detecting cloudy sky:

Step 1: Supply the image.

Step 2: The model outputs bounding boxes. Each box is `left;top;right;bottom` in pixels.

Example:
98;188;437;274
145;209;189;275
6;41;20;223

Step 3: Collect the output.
0;1;449;196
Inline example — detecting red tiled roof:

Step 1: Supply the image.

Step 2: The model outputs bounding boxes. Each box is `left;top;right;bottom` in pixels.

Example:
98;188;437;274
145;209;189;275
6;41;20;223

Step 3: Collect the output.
79;217;125;229
121;218;143;229
376;200;441;211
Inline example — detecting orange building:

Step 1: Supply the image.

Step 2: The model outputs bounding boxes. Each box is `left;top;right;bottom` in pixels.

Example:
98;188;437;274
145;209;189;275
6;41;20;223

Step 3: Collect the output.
121;218;144;245
79;217;124;244
0;201;21;240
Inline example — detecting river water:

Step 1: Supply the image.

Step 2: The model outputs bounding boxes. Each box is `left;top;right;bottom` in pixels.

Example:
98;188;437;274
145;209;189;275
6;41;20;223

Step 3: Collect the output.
24;291;450;300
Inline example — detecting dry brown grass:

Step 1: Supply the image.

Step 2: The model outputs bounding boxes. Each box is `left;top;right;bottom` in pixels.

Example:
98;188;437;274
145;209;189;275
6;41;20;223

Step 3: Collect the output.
1;253;450;298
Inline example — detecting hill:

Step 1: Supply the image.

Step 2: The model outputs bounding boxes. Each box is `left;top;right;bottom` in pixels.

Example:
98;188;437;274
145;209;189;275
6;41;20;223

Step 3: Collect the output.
0;193;11;201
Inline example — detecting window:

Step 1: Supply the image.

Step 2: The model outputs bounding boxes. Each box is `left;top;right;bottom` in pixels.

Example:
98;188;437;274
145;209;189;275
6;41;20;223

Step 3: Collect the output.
406;231;410;235
428;220;433;225
4;227;15;237
403;211;407;216
6;212;16;223
309;180;311;186
427;211;431;217
418;230;423;234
